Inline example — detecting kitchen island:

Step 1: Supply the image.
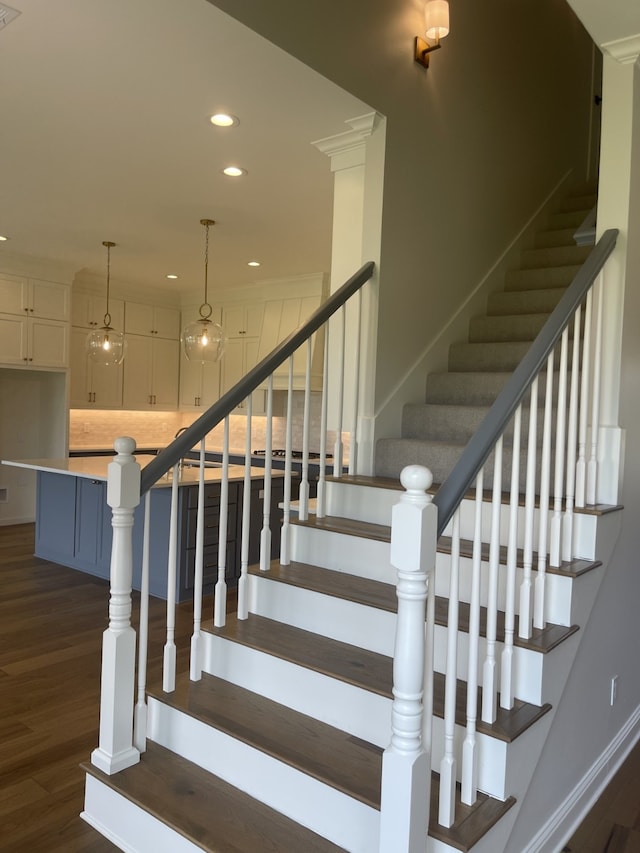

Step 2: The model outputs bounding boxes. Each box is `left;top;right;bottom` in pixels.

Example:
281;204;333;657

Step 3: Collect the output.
2;455;286;602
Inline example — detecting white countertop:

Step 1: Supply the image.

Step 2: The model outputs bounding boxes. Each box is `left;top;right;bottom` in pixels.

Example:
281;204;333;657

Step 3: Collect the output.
1;455;284;486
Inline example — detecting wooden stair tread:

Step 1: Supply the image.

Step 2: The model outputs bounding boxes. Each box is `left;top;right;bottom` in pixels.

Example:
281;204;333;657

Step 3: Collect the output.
292;512;601;578
84;742;514;853
430;781;516;852
255;559;398;612
208;614;551;742
83;742;347;853
254;560;579;653
149;671;383;808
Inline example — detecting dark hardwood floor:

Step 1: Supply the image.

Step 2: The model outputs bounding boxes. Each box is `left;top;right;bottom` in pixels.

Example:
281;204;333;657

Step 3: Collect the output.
0;522;637;852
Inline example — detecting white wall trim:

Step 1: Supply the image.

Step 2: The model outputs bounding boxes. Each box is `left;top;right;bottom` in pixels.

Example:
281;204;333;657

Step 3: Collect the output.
521;705;640;853
601;34;640;65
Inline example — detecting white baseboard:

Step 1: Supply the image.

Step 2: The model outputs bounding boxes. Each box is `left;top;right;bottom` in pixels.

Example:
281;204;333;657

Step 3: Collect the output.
0;515;34;526
521;705;640;852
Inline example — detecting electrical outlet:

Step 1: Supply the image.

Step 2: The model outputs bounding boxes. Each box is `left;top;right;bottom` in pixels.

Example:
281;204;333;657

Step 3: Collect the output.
83;422;90;433
610;675;618;706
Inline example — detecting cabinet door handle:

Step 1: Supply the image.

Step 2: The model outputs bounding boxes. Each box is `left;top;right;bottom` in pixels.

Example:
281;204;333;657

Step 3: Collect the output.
30;308;34;313
24;307;29;313
23;356;28;362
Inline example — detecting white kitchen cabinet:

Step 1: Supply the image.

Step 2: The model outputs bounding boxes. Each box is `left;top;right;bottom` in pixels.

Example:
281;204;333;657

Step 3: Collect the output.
122;334;179;409
221;302;263;339
257;295;324;390
0;274;70;369
179;351;221;409
125;301;180;339
69;327;123;408
221;337;265;413
71;290;124;331
0;273;70;322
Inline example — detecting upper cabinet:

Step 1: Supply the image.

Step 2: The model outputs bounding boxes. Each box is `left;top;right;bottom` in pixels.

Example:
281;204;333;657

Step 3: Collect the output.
122;334;179;410
179;304;222;410
219;302;265;412
221;302;263;339
0;274;70;369
125;301;180;339
69;327;123;408
72;290;124;331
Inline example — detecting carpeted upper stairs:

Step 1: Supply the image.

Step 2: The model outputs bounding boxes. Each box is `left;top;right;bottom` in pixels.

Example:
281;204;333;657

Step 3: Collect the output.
375;190;596;486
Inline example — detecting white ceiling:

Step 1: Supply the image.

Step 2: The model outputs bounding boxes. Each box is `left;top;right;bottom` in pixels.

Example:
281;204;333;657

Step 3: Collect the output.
0;0;371;298
567;0;640;53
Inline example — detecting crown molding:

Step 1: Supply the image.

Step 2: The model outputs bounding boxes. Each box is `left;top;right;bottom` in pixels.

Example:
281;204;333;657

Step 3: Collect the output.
601;33;640;65
312;112;383;171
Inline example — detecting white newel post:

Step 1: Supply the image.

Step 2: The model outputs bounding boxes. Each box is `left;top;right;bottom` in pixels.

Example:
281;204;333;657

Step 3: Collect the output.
91;436;141;776
379;465;436;853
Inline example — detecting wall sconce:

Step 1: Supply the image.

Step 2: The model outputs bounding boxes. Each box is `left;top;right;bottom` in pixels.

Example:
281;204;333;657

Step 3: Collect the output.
414;0;450;69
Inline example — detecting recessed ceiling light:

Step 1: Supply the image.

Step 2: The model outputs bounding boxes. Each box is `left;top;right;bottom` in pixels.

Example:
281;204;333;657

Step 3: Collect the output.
0;235;8;241
247;261;260;267
222;166;247;178
210;113;238;128
166;274;178;279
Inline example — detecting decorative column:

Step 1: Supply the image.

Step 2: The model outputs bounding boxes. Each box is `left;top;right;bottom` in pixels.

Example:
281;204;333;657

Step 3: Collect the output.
91;436;141;775
312;112;385;475
379;465;437;853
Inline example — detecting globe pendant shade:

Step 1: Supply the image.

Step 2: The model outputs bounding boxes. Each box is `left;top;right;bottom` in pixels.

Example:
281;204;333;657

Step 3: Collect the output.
182;318;226;363
86;327;126;366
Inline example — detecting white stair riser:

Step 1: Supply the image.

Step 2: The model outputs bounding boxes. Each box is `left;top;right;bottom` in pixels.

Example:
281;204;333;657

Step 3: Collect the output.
83;773;201;853
290;523;395;584
324;480;599;559
147;698;379;853
289;524;576;626
434;553;576;627
249;573;548;704
202;631;391;746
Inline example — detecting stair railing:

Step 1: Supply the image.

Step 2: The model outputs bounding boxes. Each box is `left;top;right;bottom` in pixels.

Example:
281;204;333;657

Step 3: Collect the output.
382;228;618;843
92;261;375;776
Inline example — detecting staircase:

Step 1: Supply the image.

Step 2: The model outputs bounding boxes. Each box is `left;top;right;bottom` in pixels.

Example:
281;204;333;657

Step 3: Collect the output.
81;190;623;852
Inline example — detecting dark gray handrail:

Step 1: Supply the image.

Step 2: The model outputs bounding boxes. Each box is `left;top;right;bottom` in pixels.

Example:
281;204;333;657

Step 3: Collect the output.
140;261;375;494
433;229;618;536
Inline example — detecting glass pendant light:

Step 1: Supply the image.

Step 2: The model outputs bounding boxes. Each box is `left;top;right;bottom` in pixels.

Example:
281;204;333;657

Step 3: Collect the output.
86;241;126;365
182;219;226;363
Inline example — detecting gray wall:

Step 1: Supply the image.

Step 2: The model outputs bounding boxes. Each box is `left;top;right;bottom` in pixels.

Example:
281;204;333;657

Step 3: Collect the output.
206;0;596;413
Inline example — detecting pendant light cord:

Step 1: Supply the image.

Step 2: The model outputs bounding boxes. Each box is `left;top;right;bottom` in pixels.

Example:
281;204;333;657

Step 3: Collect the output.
102;240;116;329
199;219;215;320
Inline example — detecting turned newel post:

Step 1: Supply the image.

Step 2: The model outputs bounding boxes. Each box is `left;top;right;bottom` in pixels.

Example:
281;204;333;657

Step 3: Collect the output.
91;436;141;775
379;465;437;853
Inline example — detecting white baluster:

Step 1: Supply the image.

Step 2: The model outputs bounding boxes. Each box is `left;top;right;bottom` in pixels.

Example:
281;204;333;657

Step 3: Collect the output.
550;329;568;567
190;438;206;681
92;436;141;775
461;470;484;806
501;409;521;710
238;396;253;618
440;507;461;827
587;272;604;505
379;465;436;852
298;348;311;522
279;360;293;563
534;356;554;631
519;377;538;640
213;417;230;627
260;378;273;571
349;288;362;475
163;461;179;693
316;328;330;517
576;291;593;508
482;437;502;724
563;307;582;562
333;306;345;476
134;490;150;752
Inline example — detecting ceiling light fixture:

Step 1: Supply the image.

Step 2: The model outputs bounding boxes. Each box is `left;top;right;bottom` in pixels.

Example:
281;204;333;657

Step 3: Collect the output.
0;235;8;241
222;166;247;177
414;0;450;69
181;219;226;364
85;241;126;366
166;274;178;279
247;261;260;267
210;113;239;128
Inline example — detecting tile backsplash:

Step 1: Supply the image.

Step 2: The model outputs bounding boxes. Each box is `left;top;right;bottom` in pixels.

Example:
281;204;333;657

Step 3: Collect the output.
69;393;348;459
